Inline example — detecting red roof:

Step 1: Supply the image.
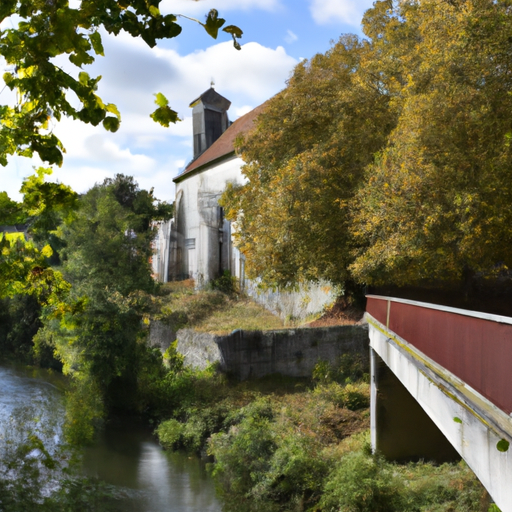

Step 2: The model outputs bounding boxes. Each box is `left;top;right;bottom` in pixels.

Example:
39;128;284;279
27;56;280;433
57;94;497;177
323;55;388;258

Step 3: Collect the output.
174;102;266;182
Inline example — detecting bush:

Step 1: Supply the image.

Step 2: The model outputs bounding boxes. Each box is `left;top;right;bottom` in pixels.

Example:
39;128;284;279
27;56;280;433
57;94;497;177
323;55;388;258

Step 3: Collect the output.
209;270;237;295
313;353;369;385
208;399;278;500
398;460;495;512
156;419;184;450
313;381;370;411
255;433;330;509
320;450;404;512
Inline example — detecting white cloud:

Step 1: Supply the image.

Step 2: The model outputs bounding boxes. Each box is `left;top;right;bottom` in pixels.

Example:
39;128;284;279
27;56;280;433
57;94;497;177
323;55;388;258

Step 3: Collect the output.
153;41;296;104
52;166;116;196
234;105;254;117
160;0;281;16
284;30;298;44
1;30;297;204
309;0;373;27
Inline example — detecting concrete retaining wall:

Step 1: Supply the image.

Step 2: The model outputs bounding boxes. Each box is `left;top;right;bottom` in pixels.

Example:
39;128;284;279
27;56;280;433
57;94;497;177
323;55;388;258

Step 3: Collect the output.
176;324;369;380
245;280;341;322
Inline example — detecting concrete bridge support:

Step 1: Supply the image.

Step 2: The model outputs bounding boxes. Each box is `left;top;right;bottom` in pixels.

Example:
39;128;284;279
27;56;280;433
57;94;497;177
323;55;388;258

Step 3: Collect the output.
371;348;459;462
367;314;512;512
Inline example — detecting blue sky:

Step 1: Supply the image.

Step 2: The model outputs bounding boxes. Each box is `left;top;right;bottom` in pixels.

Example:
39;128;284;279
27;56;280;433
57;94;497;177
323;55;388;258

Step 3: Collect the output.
1;0;375;203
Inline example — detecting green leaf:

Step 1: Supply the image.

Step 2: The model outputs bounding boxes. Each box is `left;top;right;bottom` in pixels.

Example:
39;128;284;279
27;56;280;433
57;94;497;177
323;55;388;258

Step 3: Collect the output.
148;5;160;17
69;50;95;67
154;92;169;108
103;116;120;132
106;103;121;119
89;31;104;56
223;25;243;50
2;72;14;87
150;106;179;127
223;25;243;38
33;140;64;167
453;417;462;424
78;71;90;85
203;9;225;39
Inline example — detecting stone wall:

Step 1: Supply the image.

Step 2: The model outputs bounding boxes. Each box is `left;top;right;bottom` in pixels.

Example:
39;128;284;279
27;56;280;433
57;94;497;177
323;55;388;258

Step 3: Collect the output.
148;321;176;352
176;324;369;380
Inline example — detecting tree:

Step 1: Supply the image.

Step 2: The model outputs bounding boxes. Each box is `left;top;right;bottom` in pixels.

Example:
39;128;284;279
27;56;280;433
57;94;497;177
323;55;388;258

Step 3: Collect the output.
0;168;75;302
224;0;512;293
30;175;172;439
37;175;171;384
0;1;242;166
222;32;396;291
350;0;512;286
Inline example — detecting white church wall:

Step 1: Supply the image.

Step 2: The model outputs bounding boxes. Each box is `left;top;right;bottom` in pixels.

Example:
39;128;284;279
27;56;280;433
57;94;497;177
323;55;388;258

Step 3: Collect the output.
174;155;246;285
152;219;172;282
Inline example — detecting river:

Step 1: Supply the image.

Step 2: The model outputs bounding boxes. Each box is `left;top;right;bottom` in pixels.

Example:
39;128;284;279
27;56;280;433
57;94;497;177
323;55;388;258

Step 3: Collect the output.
0;363;222;512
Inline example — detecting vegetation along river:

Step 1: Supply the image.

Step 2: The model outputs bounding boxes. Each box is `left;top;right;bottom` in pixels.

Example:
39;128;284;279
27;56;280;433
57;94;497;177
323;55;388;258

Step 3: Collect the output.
0;363;221;512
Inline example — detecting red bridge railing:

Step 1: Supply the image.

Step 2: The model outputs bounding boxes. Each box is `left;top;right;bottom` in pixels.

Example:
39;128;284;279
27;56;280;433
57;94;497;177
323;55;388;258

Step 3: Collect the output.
366;295;512;415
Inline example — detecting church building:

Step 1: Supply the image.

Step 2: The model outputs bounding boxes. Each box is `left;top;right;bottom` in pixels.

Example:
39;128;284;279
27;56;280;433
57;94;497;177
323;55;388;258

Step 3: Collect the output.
153;88;263;288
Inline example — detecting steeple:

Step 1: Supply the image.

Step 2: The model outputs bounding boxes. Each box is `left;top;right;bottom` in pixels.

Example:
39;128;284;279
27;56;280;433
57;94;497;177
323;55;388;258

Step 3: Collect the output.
189;88;231;160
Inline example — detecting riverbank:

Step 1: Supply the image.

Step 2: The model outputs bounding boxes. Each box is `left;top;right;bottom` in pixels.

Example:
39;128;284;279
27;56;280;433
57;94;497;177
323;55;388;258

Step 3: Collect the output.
147;286;496;511
0;285;499;511
154;345;495;512
0;362;222;512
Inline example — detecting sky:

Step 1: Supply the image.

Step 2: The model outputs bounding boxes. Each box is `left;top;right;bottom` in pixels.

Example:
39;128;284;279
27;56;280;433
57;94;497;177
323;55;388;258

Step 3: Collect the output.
0;0;375;203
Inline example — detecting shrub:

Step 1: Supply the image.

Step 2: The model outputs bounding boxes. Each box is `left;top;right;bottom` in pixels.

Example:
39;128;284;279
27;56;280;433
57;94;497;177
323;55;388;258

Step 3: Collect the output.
255;433;330;509
156;419;184;450
313;381;370;411
398;460;495;512
209;416;277;498
209;270;237;295
320;450;404;512
313;353;369;386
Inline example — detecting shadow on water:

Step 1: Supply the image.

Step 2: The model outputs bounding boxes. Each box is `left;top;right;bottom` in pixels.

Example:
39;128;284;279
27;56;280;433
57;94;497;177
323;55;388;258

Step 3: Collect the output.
0;363;222;512
82;418;221;512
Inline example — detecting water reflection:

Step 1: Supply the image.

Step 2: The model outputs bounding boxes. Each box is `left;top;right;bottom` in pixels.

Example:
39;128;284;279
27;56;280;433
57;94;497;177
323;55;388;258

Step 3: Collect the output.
82;419;221;512
0;364;65;422
0;363;222;512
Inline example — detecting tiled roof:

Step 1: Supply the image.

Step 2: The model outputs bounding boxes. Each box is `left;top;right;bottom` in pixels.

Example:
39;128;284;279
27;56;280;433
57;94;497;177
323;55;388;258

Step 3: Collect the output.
174;102;266;182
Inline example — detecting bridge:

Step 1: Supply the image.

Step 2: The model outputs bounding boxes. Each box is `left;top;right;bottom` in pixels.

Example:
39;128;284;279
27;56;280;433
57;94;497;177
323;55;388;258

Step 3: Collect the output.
366;295;512;512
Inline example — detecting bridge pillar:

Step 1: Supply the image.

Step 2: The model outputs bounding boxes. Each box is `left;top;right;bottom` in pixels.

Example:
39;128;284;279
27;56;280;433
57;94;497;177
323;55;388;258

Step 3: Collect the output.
371;348;459;462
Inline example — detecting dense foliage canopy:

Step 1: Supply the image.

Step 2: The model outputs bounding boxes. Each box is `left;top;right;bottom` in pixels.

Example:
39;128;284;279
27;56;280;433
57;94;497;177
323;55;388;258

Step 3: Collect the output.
223;0;512;290
33;175;172;424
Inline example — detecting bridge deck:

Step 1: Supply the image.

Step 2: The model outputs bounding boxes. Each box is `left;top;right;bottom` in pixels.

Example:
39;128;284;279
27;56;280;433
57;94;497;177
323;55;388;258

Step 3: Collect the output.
367;295;512;414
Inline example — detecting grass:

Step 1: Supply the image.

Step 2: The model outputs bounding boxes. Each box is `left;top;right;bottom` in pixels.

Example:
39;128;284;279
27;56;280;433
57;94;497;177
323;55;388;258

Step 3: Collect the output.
152;281;284;333
194;297;284;333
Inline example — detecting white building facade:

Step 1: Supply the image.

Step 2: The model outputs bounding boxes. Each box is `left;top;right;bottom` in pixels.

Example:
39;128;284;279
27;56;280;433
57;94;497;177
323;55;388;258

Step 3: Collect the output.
153;88;260;288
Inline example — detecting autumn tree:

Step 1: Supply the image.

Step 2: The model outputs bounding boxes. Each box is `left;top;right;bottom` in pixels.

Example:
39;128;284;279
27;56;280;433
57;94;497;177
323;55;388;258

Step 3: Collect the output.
222;31;396;292
350;0;512;286
224;0;512;293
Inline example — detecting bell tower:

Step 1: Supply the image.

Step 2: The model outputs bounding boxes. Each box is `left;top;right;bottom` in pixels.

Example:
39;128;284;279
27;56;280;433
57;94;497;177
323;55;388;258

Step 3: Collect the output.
189;87;231;159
